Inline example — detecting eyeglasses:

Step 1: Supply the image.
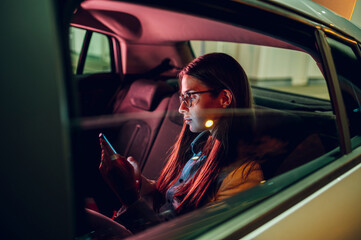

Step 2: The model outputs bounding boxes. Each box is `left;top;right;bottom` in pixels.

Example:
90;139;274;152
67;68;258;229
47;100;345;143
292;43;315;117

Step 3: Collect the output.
179;90;216;108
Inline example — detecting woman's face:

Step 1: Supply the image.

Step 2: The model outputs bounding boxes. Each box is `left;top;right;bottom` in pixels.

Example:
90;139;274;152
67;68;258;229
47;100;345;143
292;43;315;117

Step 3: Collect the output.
179;74;224;133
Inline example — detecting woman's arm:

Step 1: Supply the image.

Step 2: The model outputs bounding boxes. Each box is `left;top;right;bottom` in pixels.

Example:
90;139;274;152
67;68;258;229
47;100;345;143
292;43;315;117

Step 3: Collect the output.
114;198;161;233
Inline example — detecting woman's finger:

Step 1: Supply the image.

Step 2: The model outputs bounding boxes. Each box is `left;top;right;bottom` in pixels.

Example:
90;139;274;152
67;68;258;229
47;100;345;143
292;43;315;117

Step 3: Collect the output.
127;157;140;175
127;156;141;190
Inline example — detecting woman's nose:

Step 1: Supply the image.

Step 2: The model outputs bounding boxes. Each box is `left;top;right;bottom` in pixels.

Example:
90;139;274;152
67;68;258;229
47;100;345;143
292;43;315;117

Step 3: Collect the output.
178;101;188;114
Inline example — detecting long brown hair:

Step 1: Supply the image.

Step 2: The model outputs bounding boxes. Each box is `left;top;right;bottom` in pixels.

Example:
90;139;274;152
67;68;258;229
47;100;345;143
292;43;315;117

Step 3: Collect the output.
155;53;253;213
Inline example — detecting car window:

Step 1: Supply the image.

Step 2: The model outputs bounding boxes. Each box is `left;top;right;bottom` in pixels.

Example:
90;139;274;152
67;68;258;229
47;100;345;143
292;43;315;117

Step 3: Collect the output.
191;41;339;178
326;37;361;143
69;27;86;73
72;31;342;240
69;27;112;74
83;31;112;74
191;41;329;100
66;2;361;239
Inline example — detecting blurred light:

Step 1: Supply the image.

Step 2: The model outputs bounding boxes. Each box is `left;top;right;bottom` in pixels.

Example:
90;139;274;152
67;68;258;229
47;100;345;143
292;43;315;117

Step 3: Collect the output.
205;120;214;128
313;0;356;20
260;180;266;184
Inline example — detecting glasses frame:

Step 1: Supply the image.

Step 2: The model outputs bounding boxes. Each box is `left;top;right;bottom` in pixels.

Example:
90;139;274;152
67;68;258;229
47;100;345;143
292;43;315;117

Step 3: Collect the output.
179;90;216;108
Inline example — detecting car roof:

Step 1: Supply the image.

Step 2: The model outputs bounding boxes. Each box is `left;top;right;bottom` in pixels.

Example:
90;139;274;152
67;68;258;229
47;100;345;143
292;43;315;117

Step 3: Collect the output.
72;0;298;49
268;0;361;42
72;0;361;47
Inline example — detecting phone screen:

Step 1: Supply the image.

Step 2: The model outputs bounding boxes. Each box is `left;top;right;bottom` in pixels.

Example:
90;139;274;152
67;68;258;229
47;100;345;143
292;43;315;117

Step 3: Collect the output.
99;133;117;155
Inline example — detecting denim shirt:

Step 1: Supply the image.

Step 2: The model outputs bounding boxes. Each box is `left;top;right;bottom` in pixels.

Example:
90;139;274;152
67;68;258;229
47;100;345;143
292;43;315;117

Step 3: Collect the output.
163;130;209;211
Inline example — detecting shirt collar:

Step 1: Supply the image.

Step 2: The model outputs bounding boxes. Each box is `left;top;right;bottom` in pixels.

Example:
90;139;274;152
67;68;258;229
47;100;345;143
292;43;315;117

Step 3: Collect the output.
191;130;210;155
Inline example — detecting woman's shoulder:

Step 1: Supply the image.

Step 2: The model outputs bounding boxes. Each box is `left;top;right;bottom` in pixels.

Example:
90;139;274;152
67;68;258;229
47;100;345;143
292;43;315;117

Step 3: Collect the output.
212;161;264;202
222;160;263;184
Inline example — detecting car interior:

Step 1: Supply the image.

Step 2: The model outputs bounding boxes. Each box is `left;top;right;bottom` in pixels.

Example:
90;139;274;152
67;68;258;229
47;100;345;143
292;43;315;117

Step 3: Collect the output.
70;1;340;220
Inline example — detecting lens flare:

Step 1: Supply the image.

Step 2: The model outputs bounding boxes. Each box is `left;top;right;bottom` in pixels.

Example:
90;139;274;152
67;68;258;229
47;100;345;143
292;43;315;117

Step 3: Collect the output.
205;120;214;128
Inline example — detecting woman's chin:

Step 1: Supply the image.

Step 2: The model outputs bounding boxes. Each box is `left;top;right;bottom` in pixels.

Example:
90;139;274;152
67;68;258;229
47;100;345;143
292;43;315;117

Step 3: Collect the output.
189;125;206;133
188;125;197;133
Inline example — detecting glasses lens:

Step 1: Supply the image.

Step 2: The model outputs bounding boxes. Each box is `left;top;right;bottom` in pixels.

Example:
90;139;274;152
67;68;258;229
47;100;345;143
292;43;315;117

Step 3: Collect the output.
179;93;192;107
184;94;191;107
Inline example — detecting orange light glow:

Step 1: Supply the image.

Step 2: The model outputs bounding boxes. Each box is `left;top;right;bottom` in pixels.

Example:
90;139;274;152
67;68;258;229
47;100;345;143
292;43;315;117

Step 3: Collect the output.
205;120;214;128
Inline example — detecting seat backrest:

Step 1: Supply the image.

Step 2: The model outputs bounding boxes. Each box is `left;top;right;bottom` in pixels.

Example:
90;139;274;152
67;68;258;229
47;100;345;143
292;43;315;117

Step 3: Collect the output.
248;109;336;179
142;92;183;179
102;79;177;168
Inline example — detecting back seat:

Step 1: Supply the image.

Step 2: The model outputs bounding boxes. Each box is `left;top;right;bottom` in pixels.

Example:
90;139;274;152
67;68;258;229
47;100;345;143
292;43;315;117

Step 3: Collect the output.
79;78;176;216
103;78;338;180
247;109;332;179
107;79;176;168
79;77;338;215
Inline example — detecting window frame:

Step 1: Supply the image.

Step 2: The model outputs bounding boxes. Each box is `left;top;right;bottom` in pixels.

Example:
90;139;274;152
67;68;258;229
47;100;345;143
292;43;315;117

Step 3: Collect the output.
74;28;116;75
121;24;348;240
68;2;361;239
322;29;361;150
314;28;352;154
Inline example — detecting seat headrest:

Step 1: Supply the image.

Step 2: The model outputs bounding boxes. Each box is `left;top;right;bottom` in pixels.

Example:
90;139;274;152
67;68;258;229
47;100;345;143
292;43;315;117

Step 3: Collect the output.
129;79;175;111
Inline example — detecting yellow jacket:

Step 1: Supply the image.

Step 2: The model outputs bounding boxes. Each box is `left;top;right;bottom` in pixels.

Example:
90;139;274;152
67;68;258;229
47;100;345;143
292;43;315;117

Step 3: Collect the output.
212;162;264;202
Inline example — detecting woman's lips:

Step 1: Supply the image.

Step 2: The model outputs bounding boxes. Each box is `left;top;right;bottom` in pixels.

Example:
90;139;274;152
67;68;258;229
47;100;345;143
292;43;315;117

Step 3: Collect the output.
184;118;192;124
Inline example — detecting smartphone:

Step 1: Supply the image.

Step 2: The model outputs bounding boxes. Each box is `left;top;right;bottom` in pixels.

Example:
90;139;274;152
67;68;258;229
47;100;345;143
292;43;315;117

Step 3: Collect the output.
99;133;117;155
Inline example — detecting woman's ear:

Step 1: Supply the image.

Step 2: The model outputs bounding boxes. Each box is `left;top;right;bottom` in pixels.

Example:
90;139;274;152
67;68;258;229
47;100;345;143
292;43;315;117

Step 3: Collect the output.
220;89;233;108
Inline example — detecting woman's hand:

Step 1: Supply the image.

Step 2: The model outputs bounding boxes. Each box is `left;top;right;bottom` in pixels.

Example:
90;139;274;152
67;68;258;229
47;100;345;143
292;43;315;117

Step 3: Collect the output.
99;138;141;207
140;176;156;197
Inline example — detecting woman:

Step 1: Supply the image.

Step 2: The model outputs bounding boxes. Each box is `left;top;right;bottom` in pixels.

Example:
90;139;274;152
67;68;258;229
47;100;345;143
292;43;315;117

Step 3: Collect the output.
99;52;264;233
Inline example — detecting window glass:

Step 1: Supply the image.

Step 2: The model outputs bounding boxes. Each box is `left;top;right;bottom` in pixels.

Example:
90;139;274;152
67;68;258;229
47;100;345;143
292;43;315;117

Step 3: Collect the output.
326;37;361;140
69;27;112;74
83;32;112;74
76;40;341;238
190;41;339;175
69;27;86;73
191;41;329;100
